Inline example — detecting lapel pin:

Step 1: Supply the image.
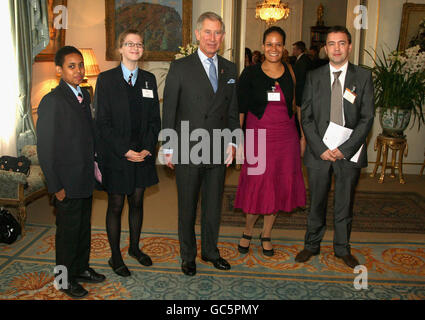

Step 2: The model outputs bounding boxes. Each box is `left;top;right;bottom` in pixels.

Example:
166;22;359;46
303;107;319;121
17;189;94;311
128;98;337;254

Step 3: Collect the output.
221;69;224;74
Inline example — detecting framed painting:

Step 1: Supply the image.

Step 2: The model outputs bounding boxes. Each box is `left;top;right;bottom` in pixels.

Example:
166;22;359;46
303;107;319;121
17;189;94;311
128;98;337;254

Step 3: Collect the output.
35;0;67;62
398;3;425;52
105;0;192;61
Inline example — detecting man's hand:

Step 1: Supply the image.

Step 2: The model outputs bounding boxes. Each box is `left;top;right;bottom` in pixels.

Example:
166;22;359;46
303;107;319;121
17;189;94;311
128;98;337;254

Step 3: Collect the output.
331;148;345;160
125;150;145;162
164;153;174;170
320;149;337;162
55;189;66;201
225;145;236;167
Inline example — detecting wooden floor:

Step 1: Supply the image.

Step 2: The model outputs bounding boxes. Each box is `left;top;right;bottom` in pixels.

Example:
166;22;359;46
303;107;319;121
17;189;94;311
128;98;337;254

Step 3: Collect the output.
26;166;425;243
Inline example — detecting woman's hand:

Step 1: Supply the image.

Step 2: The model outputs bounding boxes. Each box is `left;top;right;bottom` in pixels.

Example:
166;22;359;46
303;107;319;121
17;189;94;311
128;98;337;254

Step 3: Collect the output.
300;136;306;158
125;150;145;162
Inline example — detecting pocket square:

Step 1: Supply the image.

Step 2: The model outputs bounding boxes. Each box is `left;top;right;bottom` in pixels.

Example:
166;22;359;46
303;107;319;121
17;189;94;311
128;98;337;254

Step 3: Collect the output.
227;79;235;84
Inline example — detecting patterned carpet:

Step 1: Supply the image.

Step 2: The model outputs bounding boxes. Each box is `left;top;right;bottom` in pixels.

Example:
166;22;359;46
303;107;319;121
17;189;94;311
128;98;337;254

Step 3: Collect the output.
219;187;425;234
0;224;424;300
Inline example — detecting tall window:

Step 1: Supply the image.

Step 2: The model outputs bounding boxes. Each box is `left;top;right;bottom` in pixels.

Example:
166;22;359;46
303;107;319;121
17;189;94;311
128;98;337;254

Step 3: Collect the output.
0;1;19;156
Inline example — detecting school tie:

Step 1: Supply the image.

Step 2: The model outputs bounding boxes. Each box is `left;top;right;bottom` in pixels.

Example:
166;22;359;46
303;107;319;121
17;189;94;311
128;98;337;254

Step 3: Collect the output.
207;58;218;93
77;93;83;104
330;71;343;126
128;73;133;86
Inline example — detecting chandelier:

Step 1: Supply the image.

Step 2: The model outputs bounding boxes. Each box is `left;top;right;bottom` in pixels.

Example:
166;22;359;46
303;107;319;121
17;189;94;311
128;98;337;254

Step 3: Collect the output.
255;0;290;25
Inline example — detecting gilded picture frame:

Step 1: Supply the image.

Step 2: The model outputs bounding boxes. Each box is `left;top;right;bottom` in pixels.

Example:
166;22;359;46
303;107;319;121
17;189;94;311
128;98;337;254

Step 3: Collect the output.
398;3;425;52
105;0;192;61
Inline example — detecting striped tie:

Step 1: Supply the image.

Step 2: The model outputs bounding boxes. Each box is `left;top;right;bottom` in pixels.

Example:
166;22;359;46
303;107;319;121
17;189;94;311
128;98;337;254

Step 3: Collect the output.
77;93;83;104
128;73;133;86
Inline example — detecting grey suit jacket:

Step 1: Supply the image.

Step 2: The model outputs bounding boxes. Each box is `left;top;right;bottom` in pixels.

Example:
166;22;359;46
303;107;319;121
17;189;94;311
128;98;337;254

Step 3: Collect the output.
301;63;374;169
162;51;240;166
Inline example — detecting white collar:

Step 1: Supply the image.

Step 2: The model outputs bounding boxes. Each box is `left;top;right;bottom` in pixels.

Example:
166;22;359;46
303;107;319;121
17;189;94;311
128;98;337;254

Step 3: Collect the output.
329;61;349;74
197;49;218;63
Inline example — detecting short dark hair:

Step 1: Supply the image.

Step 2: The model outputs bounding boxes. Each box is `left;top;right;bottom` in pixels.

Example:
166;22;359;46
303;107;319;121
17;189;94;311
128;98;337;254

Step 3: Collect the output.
326;25;352;44
263;26;286;45
55;46;83;67
293;41;306;52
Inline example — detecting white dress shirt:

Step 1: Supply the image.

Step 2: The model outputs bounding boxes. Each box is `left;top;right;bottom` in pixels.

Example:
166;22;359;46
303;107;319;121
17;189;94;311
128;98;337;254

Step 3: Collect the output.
66;82;83;99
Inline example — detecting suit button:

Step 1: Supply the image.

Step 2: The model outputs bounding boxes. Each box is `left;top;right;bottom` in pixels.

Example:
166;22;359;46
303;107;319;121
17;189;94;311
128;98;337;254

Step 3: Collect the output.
220;116;224;120
205;115;208;119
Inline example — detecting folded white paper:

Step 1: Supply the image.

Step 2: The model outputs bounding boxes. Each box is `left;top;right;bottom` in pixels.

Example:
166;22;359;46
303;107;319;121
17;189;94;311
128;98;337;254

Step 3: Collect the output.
322;122;363;163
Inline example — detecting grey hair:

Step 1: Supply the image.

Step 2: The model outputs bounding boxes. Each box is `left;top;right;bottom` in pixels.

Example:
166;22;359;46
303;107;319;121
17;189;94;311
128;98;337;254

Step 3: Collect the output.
196;12;225;33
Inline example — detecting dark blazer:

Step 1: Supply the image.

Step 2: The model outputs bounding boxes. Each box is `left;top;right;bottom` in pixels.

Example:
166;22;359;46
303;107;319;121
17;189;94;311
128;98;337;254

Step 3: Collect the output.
294;53;313;107
37;79;95;198
162;51;240;166
237;62;295;119
94;66;161;193
301;63;374;169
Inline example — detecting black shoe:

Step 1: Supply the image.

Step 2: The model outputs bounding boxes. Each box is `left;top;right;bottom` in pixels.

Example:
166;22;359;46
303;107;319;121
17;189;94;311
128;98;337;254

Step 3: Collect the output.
295;249;320;263
75;268;106;283
128;249;153;267
108;258;131;277
59;281;88;299
335;253;360;269
181;260;196;276
238;233;252;254
260;233;274;257
201;256;231;271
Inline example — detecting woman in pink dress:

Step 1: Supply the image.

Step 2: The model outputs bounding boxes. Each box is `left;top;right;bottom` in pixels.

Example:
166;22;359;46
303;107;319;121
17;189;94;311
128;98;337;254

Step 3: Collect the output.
234;27;306;256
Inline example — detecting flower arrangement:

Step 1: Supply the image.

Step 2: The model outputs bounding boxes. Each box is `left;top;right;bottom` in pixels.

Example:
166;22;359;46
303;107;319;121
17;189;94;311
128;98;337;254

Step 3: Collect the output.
175;43;198;60
364;45;425;131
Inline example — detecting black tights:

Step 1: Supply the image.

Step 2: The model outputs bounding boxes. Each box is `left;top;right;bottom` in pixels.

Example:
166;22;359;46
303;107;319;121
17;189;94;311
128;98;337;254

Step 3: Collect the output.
106;188;145;265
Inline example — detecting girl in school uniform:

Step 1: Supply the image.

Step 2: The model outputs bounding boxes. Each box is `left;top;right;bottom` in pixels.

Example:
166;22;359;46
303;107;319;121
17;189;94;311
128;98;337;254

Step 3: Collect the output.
95;29;161;277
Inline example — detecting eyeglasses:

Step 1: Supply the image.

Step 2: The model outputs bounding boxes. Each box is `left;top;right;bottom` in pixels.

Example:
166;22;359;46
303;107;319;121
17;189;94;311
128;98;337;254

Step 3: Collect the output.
124;42;144;48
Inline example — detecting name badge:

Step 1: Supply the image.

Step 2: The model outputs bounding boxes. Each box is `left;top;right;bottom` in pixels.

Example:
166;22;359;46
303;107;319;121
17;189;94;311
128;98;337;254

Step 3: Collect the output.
142;89;154;99
267;92;280;102
343;88;357;104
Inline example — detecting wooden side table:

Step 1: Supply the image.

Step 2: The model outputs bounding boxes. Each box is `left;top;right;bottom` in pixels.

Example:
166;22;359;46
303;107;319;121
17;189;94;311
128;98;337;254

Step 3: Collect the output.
370;134;408;184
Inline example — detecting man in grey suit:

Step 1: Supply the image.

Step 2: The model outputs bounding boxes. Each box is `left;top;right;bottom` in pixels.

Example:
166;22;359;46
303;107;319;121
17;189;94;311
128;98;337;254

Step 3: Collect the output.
162;12;240;276
295;26;374;268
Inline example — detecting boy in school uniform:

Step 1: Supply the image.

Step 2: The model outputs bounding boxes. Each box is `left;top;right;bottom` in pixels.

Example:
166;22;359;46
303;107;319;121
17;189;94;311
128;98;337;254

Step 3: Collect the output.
37;46;105;299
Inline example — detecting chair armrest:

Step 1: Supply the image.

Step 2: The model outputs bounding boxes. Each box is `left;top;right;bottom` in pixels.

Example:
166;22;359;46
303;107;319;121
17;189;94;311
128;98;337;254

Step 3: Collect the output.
20;145;39;165
0;170;27;185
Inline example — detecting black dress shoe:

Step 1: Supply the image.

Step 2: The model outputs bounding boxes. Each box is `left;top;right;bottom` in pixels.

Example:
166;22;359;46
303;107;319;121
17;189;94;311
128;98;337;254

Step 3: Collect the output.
260;233;274;257
59;281;88;299
335;253;360;269
75;268;106;283
238;233;252;254
108;258;131;277
181;260;196;276
128;249;153;267
201;256;231;270
295;249;320;263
